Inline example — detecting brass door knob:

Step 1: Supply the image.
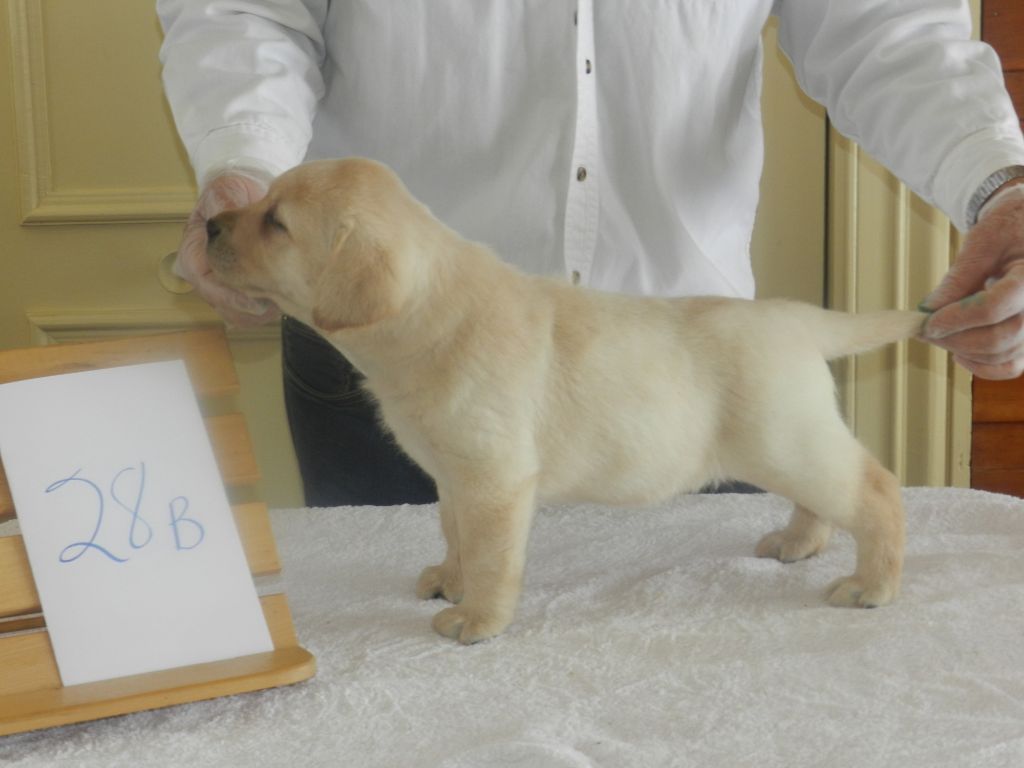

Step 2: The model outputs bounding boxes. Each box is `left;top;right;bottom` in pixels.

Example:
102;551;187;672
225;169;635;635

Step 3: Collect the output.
157;252;194;295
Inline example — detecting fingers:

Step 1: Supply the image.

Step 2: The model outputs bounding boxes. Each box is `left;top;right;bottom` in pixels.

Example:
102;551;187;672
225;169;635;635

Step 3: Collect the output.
181;245;279;326
173;171;275;325
952;354;1024;381
214;301;281;329
910;186;1024;380
923;272;1024;380
923;263;1024;340
932;322;1024;375
195;173;269;219
922;223;1005;312
920;226;1024;380
193;273;279;324
922;195;1024;313
921;258;988;315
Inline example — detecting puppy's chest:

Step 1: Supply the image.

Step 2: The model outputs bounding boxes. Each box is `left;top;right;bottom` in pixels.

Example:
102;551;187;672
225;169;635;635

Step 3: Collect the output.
374;373;536;467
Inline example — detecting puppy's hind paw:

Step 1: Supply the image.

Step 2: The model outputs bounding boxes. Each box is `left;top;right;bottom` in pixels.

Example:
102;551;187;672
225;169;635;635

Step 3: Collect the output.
755;529;827;563
826;576;897;609
416;564;463;603
432;606;509;645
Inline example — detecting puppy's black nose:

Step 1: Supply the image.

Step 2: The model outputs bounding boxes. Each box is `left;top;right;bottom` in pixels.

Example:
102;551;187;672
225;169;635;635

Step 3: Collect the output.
206;218;221;241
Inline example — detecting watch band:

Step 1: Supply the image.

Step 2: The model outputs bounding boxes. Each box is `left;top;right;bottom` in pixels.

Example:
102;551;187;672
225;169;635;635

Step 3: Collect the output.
967;165;1024;227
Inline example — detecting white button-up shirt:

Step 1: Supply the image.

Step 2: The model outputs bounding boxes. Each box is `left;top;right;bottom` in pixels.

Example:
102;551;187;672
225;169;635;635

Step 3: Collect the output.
159;0;1024;299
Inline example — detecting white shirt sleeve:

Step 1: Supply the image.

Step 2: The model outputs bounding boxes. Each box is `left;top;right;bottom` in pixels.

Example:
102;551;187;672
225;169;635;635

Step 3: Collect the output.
157;0;329;186
774;0;1024;232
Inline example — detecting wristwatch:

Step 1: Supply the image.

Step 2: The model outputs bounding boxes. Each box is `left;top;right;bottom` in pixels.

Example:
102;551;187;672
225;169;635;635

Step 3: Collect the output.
966;165;1024;227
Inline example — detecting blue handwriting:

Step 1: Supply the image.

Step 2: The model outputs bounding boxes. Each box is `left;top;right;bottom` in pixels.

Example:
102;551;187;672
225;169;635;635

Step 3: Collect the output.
44;463;203;565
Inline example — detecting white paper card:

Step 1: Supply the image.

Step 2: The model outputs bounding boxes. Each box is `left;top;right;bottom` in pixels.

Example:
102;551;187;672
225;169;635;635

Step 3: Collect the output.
0;360;274;686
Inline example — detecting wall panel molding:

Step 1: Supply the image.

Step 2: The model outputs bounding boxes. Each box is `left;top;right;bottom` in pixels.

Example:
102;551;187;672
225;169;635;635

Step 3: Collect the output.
8;0;194;225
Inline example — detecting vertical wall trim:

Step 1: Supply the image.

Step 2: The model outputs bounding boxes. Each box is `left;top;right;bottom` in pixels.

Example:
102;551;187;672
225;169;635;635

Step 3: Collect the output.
828;133;859;425
8;0;49;222
947;229;973;488
890;185;911;480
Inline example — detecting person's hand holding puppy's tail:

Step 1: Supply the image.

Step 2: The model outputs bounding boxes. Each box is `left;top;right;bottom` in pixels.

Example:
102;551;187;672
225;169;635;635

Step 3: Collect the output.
176;170;280;327
921;181;1024;380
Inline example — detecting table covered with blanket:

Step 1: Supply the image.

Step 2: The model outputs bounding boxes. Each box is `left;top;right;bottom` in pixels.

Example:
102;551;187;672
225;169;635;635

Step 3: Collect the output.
2;488;1023;767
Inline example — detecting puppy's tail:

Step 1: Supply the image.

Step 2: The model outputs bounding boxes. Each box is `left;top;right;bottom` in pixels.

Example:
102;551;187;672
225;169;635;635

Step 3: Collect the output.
791;304;928;360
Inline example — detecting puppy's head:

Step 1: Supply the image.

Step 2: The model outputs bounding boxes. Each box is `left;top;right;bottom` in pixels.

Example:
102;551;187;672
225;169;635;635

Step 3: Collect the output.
207;158;421;331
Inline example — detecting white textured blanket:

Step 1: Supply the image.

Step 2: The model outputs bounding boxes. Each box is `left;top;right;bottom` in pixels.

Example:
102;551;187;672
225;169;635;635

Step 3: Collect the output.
3;488;1024;767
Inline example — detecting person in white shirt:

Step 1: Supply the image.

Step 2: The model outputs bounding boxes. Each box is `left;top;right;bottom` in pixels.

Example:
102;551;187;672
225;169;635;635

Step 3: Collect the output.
158;0;1024;505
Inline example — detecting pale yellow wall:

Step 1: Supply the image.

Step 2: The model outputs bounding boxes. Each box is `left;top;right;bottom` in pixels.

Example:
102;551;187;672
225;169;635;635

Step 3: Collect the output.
752;19;827;305
1;4;827;508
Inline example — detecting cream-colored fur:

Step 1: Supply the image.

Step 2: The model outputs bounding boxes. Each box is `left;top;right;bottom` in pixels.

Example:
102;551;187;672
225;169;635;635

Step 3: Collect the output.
208;158;924;644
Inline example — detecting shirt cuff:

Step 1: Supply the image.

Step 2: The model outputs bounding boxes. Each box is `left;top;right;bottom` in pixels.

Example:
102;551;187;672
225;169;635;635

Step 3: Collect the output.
192;123;308;187
930;127;1024;232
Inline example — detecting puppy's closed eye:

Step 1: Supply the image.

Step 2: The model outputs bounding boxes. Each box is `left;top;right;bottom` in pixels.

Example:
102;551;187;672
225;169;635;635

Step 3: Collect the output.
263;207;289;235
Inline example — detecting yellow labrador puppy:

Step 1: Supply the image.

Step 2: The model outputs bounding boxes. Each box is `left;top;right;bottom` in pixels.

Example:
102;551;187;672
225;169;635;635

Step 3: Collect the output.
207;157;925;644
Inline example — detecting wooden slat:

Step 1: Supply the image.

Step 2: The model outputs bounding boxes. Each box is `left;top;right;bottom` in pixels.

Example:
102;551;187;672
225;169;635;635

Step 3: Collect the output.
0;594;316;736
984;0;1024;70
971;468;1024;498
972;376;1024;423
1;471;16;523
0;615;44;634
0;629;60;696
0;594;300;698
206;413;263;487
0;329;238;398
971;421;1024;472
0;412;260;522
971;421;1024;494
0;503;278;622
0;534;36;620
234;502;282;576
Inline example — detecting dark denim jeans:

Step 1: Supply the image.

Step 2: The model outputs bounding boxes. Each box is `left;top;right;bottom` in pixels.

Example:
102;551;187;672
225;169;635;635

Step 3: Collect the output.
281;316;758;506
282;316;438;507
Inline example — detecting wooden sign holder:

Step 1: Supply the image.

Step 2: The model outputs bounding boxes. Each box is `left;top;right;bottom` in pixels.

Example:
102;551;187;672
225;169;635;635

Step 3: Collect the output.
0;328;315;736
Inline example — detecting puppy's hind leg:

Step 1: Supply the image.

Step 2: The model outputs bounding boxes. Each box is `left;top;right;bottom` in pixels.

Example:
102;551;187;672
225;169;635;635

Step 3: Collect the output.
749;433;903;608
824;455;905;608
416;501;463;604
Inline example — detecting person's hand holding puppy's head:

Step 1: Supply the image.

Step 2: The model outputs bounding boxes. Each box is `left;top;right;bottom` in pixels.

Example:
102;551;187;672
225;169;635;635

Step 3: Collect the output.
177;170;281;327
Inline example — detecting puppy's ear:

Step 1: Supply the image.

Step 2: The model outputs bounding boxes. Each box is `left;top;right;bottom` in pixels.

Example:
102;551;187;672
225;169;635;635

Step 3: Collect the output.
312;220;404;332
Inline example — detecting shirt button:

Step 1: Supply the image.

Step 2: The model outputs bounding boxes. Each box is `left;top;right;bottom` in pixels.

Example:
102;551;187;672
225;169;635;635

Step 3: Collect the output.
585;59;592;74
577;166;587;182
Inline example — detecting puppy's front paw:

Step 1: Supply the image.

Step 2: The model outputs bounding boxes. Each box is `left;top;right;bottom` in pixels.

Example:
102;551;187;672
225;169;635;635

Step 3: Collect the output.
755;529;828;563
431;606;509;645
826;576;897;609
416;563;463;603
